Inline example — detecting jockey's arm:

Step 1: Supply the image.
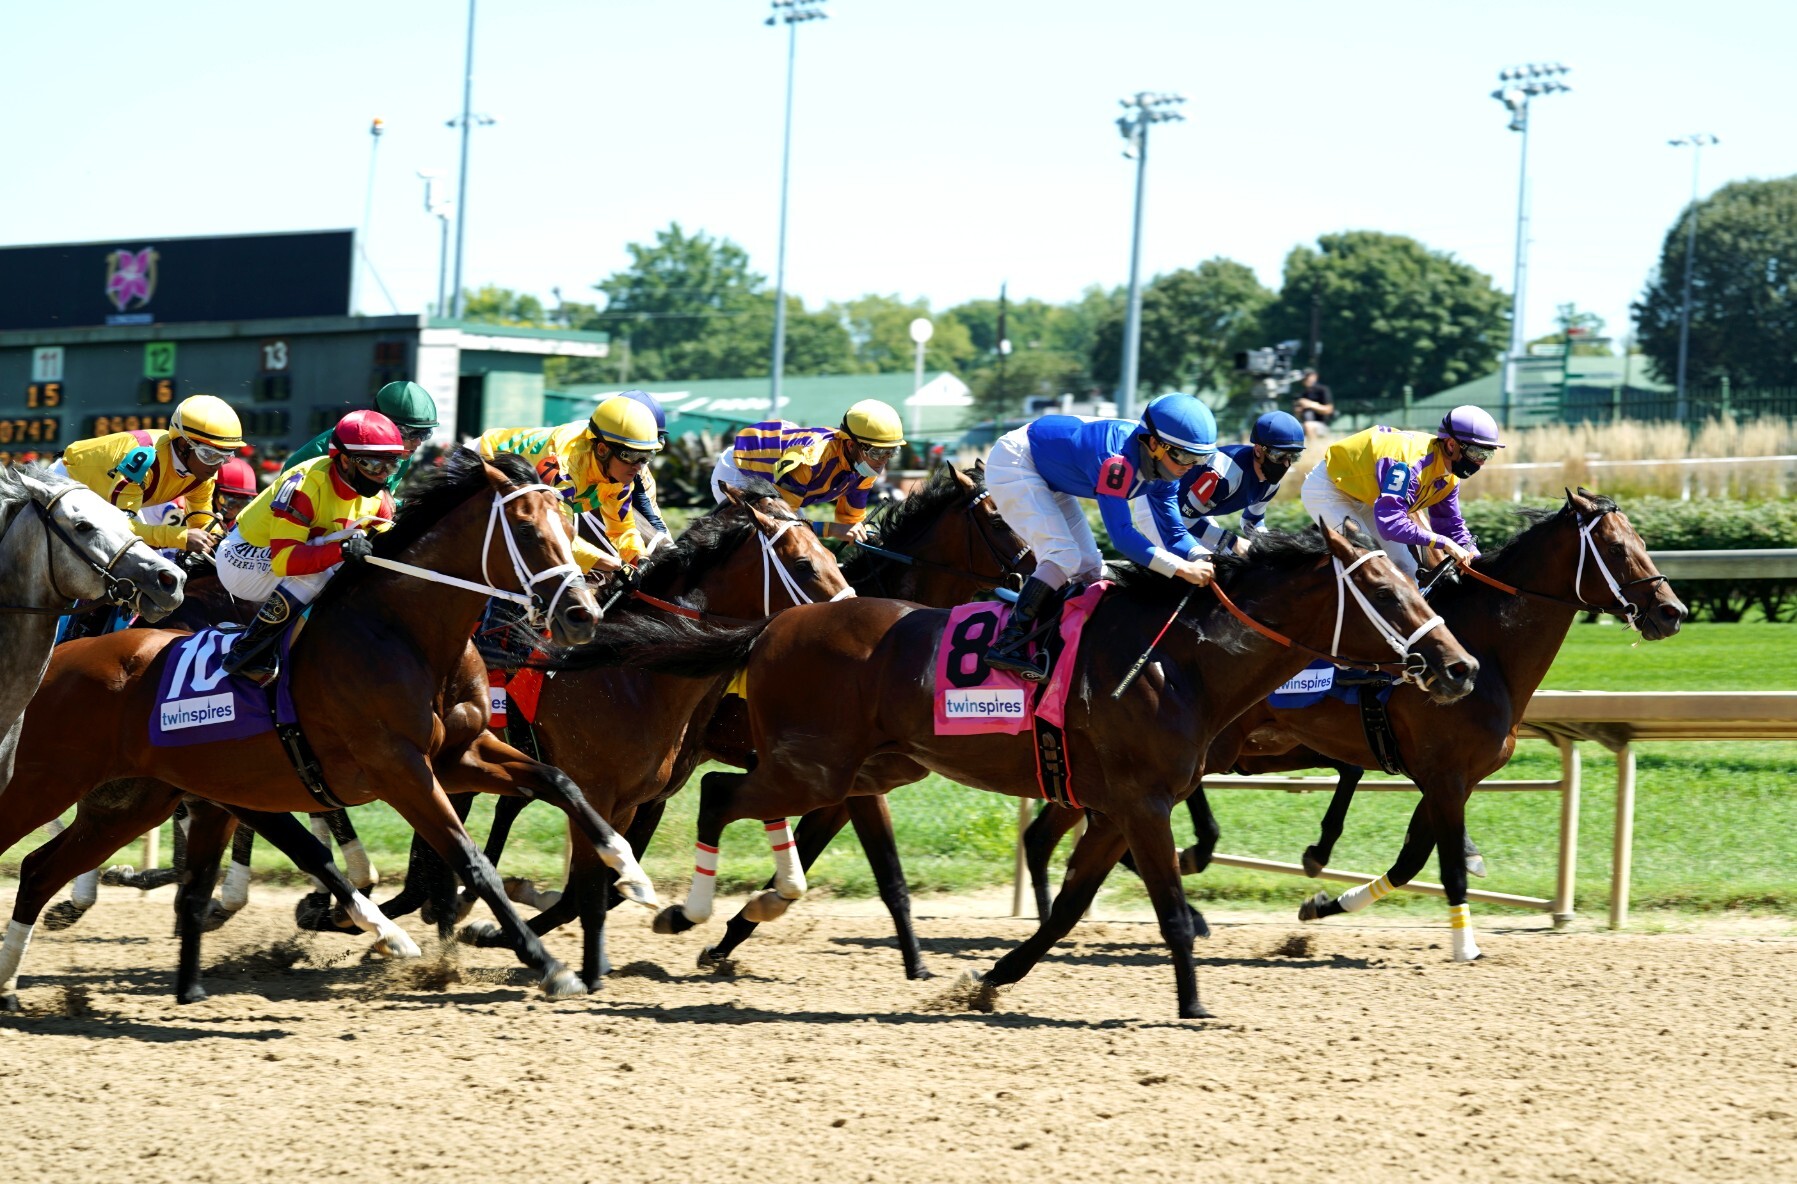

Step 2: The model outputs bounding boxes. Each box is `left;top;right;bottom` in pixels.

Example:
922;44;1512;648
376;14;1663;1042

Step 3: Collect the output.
1425;488;1479;557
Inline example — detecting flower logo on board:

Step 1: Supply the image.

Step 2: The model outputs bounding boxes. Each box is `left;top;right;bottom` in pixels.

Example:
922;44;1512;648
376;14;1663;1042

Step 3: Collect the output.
105;247;160;312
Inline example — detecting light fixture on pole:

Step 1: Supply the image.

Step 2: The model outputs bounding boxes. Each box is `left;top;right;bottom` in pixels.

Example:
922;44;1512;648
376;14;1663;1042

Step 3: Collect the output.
1115;91;1185;419
417;170;455;318
1668;133;1719;423
765;0;828;420
1491;62;1571;429
446;0;497;320
908;316;934;438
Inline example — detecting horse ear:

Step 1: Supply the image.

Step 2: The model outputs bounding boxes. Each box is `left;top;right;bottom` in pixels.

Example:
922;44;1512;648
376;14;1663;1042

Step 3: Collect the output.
480;458;513;491
720;482;746;506
1318;515;1351;557
970;458;986;480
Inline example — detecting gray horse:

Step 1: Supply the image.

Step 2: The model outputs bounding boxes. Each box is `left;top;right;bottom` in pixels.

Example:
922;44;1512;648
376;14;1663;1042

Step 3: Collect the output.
0;464;186;797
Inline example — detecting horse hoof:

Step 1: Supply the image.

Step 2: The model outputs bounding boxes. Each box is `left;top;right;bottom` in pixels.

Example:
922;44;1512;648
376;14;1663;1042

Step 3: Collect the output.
99;865;139;888
1301;847;1326;878
1177;846;1202;876
741;890;794;924
652;906;697;935
697;945;726;967
536;891;563;910
178;984;208;1005
906;965;935;981
41;900;89;932
374;929;422;959
1180;1002;1215;1020
1465;853;1489;879
1188;905;1211;940
1;994;18;1013
615;873;660;910
199;900;240;933
541;964;586;999
293;892;335;932
457;921;506;948
1297;891;1330;922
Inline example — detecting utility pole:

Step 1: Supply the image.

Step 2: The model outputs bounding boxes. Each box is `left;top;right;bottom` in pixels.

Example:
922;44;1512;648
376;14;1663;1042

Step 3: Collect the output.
1115;92;1185;419
1491;62;1571;429
765;0;828;420
1669;134;1719;423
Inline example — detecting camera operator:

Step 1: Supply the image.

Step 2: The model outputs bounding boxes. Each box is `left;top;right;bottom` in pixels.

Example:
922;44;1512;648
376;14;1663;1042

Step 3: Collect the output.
1292;369;1334;440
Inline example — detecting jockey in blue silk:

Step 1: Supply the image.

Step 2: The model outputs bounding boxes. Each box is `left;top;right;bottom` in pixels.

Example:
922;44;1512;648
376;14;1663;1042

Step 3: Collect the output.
982;393;1219;681
1178;411;1307;555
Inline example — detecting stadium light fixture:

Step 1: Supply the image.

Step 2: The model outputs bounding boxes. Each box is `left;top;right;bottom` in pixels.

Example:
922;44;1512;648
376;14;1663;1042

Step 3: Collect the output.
1667;134;1720;423
1491;62;1571;428
765;0;829;419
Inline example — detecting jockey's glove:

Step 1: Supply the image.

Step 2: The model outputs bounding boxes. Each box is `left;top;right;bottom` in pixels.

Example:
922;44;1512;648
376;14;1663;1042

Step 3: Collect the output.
339;534;376;564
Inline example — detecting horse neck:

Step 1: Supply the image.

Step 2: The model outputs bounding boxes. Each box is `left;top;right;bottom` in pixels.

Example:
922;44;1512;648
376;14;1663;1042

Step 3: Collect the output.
1177;561;1364;717
1442;522;1584;705
0;510;64;725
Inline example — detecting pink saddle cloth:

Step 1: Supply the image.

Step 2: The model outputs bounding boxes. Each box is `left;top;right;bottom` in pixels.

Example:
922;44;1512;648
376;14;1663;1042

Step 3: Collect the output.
931;582;1109;736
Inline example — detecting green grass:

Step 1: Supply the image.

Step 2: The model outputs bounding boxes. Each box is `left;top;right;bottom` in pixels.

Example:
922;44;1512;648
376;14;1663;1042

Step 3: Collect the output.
7;621;1794;916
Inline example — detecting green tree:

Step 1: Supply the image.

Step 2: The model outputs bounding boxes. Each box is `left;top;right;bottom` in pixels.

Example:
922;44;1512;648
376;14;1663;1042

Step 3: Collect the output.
1633;175;1797;389
967;348;1090;423
581;223;764;379
460;284;549;326
1260;231;1509;404
829;294;975;374
1089;259;1274;406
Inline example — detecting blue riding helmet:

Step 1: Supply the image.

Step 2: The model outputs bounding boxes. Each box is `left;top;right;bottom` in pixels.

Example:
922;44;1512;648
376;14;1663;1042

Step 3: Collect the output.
1140;393;1218;456
110;444;157;485
620;389;669;447
1250;411;1306;450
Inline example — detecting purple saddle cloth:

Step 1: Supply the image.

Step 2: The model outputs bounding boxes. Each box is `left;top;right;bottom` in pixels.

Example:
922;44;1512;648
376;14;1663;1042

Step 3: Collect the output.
148;627;299;748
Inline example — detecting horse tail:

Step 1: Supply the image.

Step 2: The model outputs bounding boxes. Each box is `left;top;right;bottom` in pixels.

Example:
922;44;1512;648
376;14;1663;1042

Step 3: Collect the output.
530;613;774;679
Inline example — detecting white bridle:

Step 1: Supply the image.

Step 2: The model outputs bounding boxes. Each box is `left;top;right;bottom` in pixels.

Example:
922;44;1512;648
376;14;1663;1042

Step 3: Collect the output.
1573;514;1638;626
1331;549;1446;677
758;517;857;617
365;484;586;627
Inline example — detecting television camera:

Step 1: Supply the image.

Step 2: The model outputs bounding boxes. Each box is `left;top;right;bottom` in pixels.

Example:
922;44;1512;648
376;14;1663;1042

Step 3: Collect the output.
1233;340;1305;414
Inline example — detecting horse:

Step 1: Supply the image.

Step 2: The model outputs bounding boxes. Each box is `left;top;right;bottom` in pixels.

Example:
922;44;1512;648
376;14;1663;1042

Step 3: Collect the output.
0;463;185;794
0;450;656;1007
1022;488;1686;960
546;519;1479;1017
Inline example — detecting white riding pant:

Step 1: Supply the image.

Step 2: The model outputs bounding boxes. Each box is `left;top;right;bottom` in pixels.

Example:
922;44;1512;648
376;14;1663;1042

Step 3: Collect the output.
215;528;338;606
1298;464;1419;579
710;448;750;503
983;427;1100;590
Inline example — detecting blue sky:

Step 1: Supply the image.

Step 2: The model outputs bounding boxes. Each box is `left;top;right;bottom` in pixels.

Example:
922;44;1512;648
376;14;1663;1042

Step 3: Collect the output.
3;1;1789;350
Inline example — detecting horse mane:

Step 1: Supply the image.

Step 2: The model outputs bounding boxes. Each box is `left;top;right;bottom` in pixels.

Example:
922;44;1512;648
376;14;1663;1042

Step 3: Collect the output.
1102;525;1336;613
1427;491;1620;609
311;447;538;613
631;476;795;606
838;466;974;588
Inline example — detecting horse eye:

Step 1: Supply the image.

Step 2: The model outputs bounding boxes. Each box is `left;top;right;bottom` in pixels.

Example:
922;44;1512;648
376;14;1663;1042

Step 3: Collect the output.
1375;585;1396;603
793;559;815;575
75;521;96;534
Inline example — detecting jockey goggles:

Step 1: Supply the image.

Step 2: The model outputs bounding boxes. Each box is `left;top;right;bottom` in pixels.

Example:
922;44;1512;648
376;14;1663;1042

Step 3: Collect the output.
859;444;898;466
1459;442;1498;464
1265;446;1305;464
189;441;237;467
1157;439;1209;468
345;453;403;480
608;444;655;466
398;426;433;449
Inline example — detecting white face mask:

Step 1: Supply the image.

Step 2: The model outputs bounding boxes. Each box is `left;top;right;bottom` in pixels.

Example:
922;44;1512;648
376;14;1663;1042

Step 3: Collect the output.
854;459;880;480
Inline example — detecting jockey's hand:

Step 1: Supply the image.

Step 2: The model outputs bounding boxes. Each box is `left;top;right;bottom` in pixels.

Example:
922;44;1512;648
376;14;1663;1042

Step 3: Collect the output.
1231;534;1252;557
1441;540;1475;566
615;563;641;590
844;521;872;545
1174;557;1215;587
339;533;375;564
182;528;216;554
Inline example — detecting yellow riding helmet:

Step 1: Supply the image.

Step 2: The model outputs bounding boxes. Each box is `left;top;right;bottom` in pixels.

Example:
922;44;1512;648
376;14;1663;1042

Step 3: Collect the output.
588;394;664;452
841;399;906;449
169;395;246;450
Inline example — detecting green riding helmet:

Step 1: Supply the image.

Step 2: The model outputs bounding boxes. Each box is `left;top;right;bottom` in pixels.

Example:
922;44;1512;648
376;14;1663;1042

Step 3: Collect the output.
374;381;440;433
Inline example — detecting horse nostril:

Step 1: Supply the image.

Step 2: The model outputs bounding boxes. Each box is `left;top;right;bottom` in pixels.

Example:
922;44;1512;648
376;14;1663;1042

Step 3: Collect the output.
158;570;178;589
1445;659;1476;686
564;605;596;626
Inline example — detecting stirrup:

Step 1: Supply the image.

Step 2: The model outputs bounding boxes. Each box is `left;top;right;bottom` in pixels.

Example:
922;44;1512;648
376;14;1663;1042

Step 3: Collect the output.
985;644;1047;683
222;637;281;686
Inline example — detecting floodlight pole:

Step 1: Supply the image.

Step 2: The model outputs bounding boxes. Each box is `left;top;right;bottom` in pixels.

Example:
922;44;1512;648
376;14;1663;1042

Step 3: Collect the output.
766;0;828;421
1670;134;1719;423
1492;63;1570;429
1116;92;1185;419
451;0;477;320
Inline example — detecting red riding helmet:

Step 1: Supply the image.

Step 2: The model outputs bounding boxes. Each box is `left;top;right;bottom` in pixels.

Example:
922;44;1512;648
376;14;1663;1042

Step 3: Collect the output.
328;409;408;457
215;458;258;496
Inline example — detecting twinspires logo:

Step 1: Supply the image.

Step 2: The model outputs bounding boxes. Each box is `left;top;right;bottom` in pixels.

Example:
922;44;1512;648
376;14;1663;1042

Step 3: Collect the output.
1274;666;1335;698
160;693;236;732
942;688;1028;720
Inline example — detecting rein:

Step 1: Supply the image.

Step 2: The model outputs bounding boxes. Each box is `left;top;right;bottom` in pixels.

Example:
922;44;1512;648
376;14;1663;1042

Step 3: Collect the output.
852;487;1030;593
601;510;855;623
1458;508;1667;629
0;488;150;616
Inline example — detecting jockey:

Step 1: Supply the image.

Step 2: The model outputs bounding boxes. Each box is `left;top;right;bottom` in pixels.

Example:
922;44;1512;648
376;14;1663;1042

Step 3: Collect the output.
51;393;245;554
1179;410;1307;555
217;411;406;682
710;399;905;542
618;389;672;548
210;457;260;531
476;394;664;575
1298;404;1503;579
982;393;1219;682
282;380;439;492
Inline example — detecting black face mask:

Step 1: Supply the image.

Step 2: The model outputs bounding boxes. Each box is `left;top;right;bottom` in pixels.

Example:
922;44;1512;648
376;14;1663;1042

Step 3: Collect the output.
1260;456;1293;482
1451;455;1483;480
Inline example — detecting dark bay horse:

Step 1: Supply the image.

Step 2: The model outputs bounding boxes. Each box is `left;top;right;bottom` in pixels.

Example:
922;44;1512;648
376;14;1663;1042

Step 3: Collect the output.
550;521;1479;1017
1024;488;1686;960
0;451;655;1006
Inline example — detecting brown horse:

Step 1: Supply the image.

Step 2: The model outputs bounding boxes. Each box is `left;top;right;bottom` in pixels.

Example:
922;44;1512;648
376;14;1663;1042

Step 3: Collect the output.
1024;488;1686;959
548;520;1478;1017
0;451;656;1006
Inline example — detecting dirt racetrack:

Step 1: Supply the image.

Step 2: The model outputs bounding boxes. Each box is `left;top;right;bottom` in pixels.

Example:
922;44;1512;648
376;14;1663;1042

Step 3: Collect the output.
0;885;1792;1184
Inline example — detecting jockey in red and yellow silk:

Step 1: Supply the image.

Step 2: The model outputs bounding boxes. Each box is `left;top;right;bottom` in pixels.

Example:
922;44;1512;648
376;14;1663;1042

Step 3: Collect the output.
476;394;665;573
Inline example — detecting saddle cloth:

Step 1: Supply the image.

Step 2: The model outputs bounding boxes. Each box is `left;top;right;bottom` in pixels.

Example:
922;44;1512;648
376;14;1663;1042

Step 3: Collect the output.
931;582;1108;737
149;628;299;748
1268;660;1396;710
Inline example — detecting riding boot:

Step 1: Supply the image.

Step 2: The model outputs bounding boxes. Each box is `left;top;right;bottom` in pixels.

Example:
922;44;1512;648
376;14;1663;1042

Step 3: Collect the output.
221;586;303;685
984;576;1056;683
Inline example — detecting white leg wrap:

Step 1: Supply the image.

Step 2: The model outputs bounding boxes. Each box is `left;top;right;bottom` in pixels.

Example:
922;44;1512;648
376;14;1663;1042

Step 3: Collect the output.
71;869;99;909
1448;902;1482;961
599;830;659;907
1337;874;1394;914
345;892;420;958
218;860;252;911
683;842;719;923
765;820;807;900
340;839;376;889
0;920;35;998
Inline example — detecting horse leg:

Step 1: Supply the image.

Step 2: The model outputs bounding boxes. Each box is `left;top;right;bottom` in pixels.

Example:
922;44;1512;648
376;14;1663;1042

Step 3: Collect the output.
206;822;257;930
173;801;235;1004
323;808;376;889
1303;763;1365;877
379;792;472;926
981;811;1130;1000
654;769;746;935
1;786;182;1011
1178;788;1221;876
1119;800;1208;1018
605;798;666;910
845;795;930;980
1429;790;1481;961
699;802;852;967
1022;803;1081;920
1299;799;1434;922
1464;832;1488;879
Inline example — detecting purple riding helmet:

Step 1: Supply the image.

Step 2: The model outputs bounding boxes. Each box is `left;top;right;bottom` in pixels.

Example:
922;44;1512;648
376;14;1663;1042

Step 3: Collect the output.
1437;405;1504;478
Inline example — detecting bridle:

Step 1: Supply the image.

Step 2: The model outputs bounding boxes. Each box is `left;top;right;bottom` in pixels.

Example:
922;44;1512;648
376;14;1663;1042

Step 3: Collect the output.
1210;548;1447;684
0;486;158;616
1456;507;1668;630
364;483;587;629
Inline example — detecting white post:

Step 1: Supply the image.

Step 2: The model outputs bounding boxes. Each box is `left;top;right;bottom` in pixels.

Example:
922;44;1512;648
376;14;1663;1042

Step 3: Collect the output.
1552;737;1581;926
908;317;933;440
142;824;159;873
1609;743;1636;929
